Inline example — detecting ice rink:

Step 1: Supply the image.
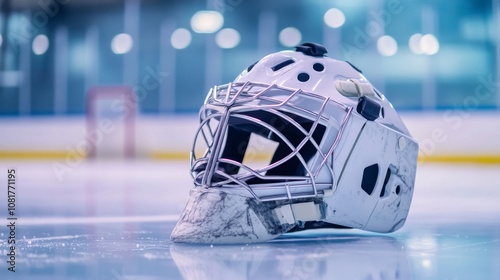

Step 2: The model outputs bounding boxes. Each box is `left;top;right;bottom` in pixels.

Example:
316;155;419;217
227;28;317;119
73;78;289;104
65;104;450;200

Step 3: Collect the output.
0;160;499;279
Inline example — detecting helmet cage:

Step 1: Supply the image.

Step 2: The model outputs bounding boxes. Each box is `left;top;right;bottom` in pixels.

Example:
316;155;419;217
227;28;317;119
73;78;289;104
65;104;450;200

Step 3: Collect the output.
190;82;352;202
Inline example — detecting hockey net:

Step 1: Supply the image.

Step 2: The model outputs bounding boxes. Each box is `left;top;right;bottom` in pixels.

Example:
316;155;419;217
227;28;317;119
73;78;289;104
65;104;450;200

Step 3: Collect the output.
85;86;136;159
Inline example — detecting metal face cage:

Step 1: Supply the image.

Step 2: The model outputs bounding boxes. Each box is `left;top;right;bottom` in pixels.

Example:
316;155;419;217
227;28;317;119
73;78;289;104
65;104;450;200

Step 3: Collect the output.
190;82;352;202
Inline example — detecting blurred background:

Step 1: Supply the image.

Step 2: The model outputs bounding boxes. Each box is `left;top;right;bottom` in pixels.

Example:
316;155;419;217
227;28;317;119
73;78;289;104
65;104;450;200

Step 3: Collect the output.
0;0;499;161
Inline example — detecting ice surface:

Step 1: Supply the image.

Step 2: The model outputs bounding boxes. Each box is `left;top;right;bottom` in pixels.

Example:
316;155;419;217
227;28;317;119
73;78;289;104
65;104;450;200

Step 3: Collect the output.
0;160;499;279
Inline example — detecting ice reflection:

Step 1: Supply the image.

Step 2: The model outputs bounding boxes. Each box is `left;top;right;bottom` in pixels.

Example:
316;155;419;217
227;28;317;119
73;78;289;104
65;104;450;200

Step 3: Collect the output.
171;234;412;280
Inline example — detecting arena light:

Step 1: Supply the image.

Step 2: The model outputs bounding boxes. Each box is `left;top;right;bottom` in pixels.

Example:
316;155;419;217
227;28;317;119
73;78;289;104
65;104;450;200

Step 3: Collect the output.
377;35;398;57
215;28;240;49
324;8;345;29
409;33;423;54
279;27;302;47
420;34;439;55
111;33;133;54
171;28;192;49
32;34;49;55
191;11;224;34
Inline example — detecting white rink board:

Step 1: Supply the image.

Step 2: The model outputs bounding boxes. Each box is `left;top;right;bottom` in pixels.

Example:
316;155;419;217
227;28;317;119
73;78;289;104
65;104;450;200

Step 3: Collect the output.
1;112;499;157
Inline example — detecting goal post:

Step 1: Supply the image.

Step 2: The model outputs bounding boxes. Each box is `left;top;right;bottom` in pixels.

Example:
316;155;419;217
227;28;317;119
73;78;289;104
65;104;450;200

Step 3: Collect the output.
85;86;136;159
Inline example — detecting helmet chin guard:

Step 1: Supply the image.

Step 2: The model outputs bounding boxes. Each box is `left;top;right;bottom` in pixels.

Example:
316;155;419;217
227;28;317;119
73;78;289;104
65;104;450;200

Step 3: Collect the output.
171;43;418;244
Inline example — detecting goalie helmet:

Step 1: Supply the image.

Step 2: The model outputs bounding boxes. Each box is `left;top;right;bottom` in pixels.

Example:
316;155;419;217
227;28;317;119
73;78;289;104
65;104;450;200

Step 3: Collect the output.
171;43;418;244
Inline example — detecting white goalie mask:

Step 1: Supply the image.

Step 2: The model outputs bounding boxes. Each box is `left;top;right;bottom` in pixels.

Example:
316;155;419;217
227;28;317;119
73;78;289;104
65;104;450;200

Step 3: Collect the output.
171;43;418;244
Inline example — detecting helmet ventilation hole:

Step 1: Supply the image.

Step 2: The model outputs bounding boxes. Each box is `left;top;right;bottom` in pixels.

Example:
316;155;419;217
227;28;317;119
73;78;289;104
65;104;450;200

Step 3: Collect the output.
361;164;379;195
379;167;392;198
297;73;310;82
272;59;295;71
395;185;401;195
246;61;259;72
313;63;324;72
